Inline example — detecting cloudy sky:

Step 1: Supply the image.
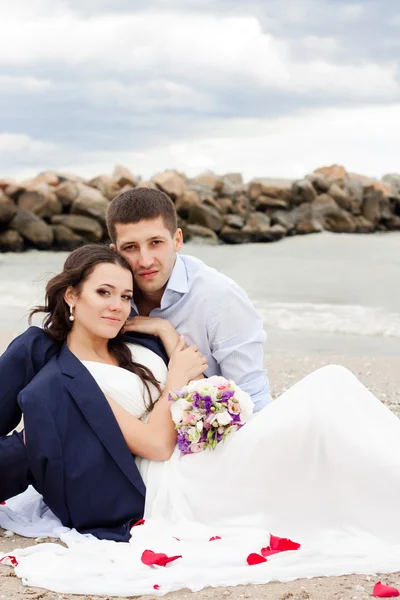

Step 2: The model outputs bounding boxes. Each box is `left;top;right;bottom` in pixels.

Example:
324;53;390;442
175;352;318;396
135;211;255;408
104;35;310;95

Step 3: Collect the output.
1;0;399;182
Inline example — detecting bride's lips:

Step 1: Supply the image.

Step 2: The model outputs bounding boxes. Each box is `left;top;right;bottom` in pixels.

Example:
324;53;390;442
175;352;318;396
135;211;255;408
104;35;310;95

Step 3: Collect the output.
102;316;122;324
138;270;158;280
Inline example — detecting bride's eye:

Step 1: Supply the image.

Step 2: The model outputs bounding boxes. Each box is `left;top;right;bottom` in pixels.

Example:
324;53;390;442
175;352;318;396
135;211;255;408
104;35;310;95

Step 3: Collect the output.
122;295;133;301
97;289;110;296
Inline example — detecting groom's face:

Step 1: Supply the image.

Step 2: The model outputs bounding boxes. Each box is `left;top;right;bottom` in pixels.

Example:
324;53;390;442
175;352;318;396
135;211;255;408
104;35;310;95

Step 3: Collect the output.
112;217;183;297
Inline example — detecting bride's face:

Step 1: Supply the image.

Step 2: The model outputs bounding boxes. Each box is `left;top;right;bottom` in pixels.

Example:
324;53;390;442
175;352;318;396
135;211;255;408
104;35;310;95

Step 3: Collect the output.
68;262;133;339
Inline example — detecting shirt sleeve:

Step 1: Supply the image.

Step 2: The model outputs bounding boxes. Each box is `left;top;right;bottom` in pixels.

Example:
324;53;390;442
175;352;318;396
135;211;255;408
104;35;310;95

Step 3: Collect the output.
207;284;271;412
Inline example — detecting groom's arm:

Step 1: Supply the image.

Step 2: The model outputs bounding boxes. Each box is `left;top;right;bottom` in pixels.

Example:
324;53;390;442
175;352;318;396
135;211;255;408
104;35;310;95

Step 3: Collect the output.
0;327;61;436
208;285;271;412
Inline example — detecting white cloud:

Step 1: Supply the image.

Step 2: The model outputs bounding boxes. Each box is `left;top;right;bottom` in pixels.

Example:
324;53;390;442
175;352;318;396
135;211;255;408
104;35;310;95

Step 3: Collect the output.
0;11;398;103
0;133;56;157
84;79;216;111
0;75;53;93
339;3;364;21
9;103;399;182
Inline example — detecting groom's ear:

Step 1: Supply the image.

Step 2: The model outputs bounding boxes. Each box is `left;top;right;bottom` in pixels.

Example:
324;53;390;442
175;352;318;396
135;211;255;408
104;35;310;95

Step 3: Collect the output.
110;243;117;252
174;228;183;252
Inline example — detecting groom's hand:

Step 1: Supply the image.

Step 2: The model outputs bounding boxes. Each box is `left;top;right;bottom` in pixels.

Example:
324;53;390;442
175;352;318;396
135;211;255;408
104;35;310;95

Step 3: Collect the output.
123;317;183;359
123;316;169;338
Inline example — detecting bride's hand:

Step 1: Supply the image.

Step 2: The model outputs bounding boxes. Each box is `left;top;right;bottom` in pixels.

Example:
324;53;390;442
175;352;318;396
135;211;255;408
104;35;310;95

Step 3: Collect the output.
167;336;208;388
123;316;180;357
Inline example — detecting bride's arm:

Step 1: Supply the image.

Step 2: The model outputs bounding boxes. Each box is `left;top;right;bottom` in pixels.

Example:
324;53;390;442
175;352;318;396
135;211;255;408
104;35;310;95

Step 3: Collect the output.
123;316;180;358
105;338;208;461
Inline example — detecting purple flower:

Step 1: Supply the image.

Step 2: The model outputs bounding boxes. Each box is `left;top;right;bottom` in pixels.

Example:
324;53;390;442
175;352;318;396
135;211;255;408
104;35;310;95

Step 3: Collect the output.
231;413;242;424
192;392;201;409
177;431;191;453
202;395;213;412
221;390;235;401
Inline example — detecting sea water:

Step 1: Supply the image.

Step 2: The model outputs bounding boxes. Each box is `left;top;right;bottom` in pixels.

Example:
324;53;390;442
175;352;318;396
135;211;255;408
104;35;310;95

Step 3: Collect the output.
0;232;399;356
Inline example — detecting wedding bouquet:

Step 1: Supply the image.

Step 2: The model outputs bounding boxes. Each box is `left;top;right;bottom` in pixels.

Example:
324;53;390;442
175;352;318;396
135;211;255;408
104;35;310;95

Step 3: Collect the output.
169;376;254;454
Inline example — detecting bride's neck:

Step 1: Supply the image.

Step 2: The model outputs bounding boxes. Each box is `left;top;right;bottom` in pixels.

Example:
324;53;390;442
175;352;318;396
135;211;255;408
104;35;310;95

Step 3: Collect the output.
66;327;115;364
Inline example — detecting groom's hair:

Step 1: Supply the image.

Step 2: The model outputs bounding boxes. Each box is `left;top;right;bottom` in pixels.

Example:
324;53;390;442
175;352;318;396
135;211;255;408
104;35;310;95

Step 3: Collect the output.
106;187;178;243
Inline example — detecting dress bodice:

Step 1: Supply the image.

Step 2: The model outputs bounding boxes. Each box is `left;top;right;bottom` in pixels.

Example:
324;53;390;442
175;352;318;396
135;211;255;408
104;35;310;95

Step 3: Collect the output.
81;343;168;421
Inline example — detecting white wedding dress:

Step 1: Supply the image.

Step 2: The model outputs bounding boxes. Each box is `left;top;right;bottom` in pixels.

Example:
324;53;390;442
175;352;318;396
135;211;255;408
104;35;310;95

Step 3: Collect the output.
2;344;400;597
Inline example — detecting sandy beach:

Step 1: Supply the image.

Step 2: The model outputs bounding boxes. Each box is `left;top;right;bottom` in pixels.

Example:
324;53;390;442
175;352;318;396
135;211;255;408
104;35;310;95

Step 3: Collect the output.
1;352;400;600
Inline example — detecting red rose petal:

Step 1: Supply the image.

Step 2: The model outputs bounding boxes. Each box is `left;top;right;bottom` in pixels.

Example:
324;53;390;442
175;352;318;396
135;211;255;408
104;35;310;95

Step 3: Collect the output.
269;534;301;552
131;519;145;529
173;537;180;541
261;547;279;557
0;502;5;505
373;582;400;597
209;536;222;541
247;553;267;565
153;584;161;590
141;550;182;567
0;555;18;567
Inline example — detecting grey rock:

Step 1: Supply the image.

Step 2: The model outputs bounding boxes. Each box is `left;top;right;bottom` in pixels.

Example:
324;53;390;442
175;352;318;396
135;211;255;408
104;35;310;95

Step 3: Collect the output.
382;173;400;195
224;214;244;229
0;229;24;252
216;197;233;215
51;224;84;250
55;181;80;207
10;209;54;249
112;164;136;188
0;195;18;224
187;203;224;232
232;194;250;218
88;175;121;201
248;179;293;201
291;178;317;204
214;177;237;198
362;186;392;226
175;190;201;219
70;183;109;223
184;224;219;244
17;188;62;219
51;214;103;242
255;195;288;211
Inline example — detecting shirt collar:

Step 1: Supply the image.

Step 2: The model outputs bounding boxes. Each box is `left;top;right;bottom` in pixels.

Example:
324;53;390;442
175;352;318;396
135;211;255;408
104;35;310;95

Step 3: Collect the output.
164;254;189;295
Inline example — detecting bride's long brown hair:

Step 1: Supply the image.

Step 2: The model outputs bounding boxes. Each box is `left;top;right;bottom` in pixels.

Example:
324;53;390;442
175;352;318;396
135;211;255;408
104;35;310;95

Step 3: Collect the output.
30;244;161;409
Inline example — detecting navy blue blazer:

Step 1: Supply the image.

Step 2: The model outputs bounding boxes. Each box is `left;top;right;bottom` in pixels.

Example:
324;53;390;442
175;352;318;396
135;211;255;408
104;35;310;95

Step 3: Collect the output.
19;344;148;541
0;326;168;518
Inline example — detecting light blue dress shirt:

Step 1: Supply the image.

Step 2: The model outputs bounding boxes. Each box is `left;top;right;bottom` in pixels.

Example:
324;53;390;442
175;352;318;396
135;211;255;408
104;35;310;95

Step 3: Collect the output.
131;254;271;412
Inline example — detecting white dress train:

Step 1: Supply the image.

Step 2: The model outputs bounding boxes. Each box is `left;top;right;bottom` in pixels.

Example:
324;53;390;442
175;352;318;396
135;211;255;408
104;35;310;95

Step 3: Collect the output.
2;346;400;597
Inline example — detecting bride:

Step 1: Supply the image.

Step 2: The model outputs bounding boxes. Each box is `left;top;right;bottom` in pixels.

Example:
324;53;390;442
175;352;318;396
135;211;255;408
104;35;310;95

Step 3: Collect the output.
1;244;400;597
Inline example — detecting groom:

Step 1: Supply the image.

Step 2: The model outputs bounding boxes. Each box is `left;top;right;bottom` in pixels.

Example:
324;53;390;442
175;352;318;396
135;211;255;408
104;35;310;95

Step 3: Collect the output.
0;187;271;509
108;187;271;412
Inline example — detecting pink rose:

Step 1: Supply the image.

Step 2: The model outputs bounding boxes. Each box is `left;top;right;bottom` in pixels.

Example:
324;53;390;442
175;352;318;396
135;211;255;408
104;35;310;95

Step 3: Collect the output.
190;442;205;453
183;413;197;426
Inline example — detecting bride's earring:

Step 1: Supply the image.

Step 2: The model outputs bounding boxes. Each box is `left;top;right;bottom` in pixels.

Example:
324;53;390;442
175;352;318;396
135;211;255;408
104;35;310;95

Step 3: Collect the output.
69;305;75;322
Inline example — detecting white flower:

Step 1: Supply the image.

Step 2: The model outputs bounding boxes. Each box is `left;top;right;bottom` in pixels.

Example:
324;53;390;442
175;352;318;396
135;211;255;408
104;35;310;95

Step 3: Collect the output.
188;426;201;443
232;387;254;423
170;397;192;424
187;379;218;400
196;421;204;433
207;375;229;387
216;411;233;426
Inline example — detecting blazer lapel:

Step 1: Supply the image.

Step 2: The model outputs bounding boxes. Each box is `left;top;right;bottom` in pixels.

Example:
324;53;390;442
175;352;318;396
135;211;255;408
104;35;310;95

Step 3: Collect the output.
58;345;146;497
